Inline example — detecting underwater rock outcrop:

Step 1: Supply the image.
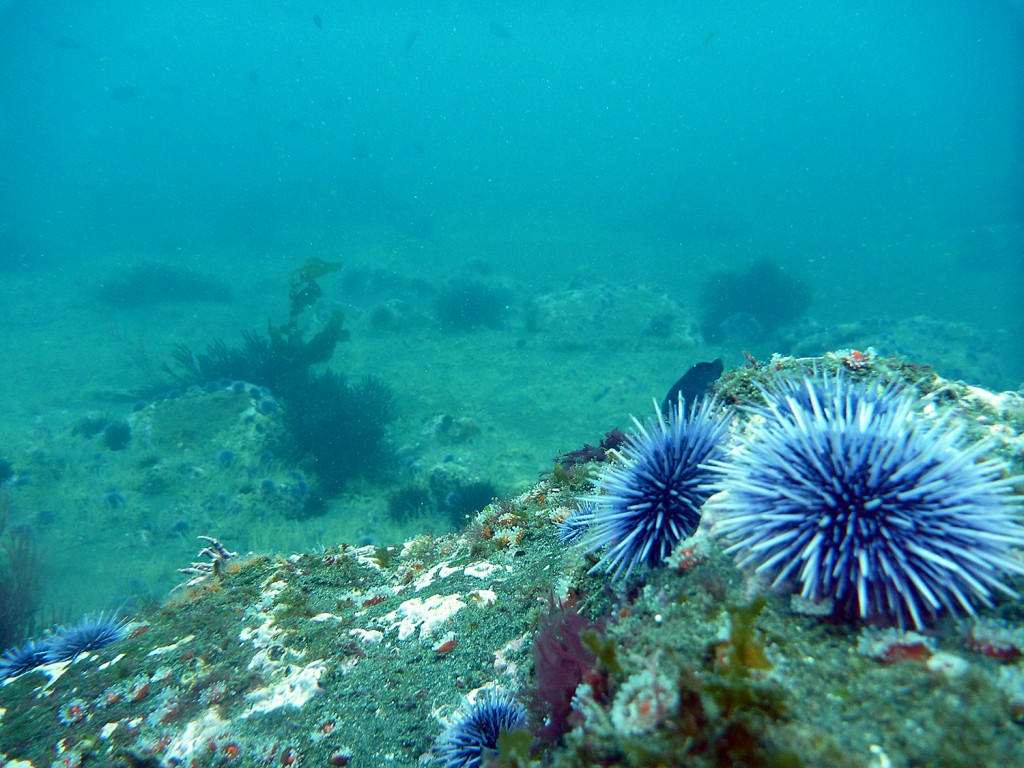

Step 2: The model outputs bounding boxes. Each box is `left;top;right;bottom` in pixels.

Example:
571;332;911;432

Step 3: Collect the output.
1;352;1022;767
698;258;812;343
97;261;232;307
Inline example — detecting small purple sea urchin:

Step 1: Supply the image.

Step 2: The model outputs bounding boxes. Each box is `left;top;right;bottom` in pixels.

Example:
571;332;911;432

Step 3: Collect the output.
556;501;594;544
577;395;730;582
714;373;1024;629
432;687;528;768
43;611;129;662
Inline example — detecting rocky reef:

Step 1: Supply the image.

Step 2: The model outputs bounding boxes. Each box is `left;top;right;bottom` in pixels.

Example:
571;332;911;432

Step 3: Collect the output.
1;352;1023;768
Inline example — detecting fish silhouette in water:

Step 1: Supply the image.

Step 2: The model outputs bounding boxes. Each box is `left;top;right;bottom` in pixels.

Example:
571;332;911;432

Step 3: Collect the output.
662;358;723;412
404;29;420;54
313;14;323;30
488;21;512;39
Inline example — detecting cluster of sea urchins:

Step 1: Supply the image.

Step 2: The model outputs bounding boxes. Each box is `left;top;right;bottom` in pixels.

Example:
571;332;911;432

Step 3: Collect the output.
574;372;1024;628
0;611;129;681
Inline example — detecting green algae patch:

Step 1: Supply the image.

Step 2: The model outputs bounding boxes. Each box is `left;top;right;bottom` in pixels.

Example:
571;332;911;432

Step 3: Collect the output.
716;597;773;675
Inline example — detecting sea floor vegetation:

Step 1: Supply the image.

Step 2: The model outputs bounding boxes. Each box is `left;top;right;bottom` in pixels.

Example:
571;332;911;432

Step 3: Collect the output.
0;494;45;651
96;261;232;308
160;259;398;497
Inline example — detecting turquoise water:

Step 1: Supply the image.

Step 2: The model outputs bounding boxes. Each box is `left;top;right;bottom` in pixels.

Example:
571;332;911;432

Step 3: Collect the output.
0;1;1022;624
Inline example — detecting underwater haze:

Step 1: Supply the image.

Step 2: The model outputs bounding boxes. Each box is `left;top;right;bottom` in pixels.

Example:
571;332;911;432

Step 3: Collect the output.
0;2;1023;613
2;2;1023;308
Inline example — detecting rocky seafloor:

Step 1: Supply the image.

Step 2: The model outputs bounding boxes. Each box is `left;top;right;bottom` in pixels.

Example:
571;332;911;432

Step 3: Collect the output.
2;352;1024;768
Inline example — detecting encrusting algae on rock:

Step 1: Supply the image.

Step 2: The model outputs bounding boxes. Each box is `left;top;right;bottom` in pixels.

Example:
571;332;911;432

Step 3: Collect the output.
1;352;1023;767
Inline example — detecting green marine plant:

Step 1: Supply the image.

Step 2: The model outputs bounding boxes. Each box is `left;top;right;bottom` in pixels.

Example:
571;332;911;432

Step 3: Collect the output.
714;597;773;676
285;371;396;495
72;415;131;451
549;462;594;491
386;483;433;523
698;258;812;343
0;458;15;486
268;258;349;370
162;261;397;496
388;477;504;531
166;332;270;390
542;592;818;768
167;258;348;390
0;495;45;651
494;729;533;767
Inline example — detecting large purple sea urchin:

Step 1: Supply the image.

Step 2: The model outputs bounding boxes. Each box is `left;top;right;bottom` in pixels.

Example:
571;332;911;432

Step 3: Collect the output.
714;374;1024;628
577;395;731;582
432;688;528;768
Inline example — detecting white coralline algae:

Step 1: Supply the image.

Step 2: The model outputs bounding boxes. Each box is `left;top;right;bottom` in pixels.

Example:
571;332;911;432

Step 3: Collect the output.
384;594;467;640
242;659;326;717
163;708;232;763
464;562;507;580
236;573;326;718
349;628;384;644
379;560;503;641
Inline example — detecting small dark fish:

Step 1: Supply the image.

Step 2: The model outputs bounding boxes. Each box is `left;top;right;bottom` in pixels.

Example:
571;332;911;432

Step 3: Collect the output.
110;86;137;101
313;14;323;30
53;36;80;50
702;31;719;47
662;358;723;413
404;29;420;54
488;21;512;39
248;70;259;86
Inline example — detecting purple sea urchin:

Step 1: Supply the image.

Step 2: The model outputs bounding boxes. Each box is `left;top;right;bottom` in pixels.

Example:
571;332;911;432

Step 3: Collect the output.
0;639;51;680
577;395;731;582
432;688;528;768
556;502;594;544
43;611;129;662
714;374;1024;629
